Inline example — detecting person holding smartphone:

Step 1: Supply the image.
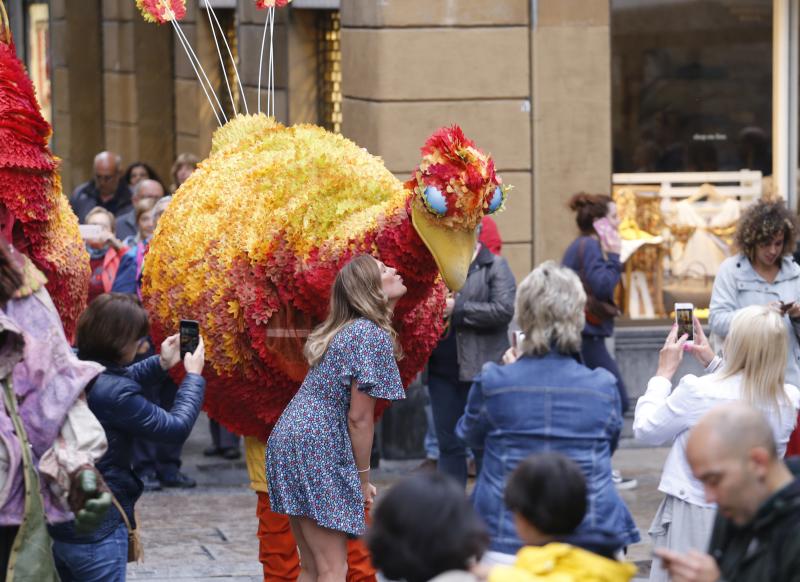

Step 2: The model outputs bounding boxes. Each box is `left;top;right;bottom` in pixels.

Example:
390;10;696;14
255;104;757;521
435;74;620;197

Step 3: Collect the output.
562;193;635;490
709;200;800;455
49;293;206;581
83;207;128;304
562;193;626;409
634;307;800;582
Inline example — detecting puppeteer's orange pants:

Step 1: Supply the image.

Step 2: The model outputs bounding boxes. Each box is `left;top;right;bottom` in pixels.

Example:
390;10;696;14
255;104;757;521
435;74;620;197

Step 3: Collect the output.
255;492;376;582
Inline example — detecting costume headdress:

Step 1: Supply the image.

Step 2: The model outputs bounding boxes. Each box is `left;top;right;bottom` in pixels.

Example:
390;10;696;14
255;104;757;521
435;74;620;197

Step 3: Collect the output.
408;126;508;289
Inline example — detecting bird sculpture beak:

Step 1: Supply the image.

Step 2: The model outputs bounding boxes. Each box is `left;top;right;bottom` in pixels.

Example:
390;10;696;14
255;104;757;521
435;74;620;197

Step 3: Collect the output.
411;204;477;292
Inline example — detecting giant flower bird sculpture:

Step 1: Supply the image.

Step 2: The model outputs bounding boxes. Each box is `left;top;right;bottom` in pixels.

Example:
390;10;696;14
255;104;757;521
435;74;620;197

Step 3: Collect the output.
0;9;89;337
143;115;508;438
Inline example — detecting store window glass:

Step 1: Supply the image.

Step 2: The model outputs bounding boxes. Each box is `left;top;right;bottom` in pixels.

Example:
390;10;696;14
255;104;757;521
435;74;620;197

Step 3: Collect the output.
612;0;773;175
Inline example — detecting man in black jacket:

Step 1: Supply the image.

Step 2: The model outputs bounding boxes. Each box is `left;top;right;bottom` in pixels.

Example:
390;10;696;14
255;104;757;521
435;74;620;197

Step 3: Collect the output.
655;402;800;582
427;233;516;487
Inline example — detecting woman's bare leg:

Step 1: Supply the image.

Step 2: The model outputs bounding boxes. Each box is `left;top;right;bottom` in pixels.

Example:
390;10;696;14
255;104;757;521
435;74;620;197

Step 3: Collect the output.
296;517;348;582
289;517;318;582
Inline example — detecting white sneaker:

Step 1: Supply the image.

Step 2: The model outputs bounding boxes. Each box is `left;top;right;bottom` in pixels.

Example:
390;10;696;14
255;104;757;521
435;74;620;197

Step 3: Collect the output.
612;469;638;490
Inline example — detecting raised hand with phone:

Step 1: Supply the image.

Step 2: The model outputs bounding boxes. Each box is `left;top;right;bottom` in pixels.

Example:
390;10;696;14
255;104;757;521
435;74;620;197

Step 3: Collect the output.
656;307;716;381
158;328;205;376
592;216;622;255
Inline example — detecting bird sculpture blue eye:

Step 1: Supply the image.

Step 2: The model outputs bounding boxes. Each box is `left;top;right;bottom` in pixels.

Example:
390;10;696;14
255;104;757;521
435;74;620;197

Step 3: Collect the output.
422;185;448;216
487;186;504;214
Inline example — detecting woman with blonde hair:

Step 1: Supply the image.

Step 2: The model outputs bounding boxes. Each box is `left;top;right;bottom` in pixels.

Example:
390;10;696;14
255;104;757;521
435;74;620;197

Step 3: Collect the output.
456;261;639;564
266;255;407;582
634;305;800;582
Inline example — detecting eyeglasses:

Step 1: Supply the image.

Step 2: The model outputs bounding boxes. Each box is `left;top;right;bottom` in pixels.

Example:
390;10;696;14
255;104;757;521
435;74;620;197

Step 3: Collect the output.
94;174;117;182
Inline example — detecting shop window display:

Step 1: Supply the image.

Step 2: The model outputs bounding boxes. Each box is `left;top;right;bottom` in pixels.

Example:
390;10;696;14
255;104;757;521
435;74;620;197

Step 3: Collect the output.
612;0;773;175
611;0;773;319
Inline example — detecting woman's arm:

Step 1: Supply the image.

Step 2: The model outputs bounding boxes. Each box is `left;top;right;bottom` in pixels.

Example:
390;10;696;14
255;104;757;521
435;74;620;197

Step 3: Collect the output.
633;376;699;446
451;257;516;329
455;380;490;450
124;355;167;387
111;373;206;443
582;239;622;301
348;382;377;508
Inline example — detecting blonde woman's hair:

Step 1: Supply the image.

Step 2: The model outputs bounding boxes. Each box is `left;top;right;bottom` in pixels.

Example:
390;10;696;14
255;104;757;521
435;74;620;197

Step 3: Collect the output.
516;261;586;357
304;255;400;367
719;305;790;411
85;206;116;232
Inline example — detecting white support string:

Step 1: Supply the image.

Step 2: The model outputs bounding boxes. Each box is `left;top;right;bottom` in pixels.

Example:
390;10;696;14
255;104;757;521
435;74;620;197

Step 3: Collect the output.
268;6;275;118
204;4;236;116
171;19;223;126
172;19;228;124
257;9;269;114
208;5;249;115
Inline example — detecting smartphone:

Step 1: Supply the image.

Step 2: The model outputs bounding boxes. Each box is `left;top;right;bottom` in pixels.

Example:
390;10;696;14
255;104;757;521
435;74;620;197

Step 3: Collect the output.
179;320;200;357
592;217;621;251
780;301;796;315
512;330;525;349
78;224;103;240
675;303;694;342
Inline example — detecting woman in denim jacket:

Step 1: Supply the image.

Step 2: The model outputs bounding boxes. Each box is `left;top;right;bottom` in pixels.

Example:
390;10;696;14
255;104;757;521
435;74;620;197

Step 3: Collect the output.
456;262;639;564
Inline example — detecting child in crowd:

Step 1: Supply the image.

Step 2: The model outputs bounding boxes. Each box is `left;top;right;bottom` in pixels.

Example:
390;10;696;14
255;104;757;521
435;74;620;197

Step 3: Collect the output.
490;453;636;582
367;472;488;582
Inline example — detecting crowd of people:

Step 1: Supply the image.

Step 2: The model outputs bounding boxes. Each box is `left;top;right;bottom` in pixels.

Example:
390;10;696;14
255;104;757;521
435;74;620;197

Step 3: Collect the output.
68;150;241;492
5;144;800;582
258;192;800;582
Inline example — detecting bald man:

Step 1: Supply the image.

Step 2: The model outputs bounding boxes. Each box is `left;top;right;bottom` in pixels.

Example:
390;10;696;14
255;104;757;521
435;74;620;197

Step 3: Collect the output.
115;179;165;242
656;402;800;582
70;151;133;223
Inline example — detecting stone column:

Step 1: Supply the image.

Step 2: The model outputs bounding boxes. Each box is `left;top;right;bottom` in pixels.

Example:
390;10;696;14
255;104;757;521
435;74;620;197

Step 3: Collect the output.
340;0;533;280
531;0;613;263
50;0;104;194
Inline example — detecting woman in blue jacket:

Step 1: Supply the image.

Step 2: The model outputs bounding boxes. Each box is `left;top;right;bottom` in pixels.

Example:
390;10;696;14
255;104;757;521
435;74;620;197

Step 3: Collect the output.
456;262;639;564
562;193;628;414
50;293;206;582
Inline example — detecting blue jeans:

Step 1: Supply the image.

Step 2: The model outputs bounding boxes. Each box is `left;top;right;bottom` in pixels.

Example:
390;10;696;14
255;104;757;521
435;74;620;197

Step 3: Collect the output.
581;335;630;414
52;522;128;582
423;385;439;460
428;374;482;487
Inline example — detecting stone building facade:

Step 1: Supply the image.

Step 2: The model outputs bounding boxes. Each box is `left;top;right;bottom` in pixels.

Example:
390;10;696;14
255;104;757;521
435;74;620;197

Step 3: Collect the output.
18;0;617;279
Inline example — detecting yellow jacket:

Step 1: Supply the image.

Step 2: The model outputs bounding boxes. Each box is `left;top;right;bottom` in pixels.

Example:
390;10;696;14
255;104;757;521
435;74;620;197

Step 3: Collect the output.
245;436;268;492
488;544;636;582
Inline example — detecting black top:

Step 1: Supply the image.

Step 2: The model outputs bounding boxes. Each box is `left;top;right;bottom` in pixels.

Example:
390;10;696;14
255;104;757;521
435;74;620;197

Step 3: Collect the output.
69;180;133;223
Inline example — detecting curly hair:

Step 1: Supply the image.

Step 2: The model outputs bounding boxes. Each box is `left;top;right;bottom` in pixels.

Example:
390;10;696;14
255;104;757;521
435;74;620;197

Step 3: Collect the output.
734;200;798;263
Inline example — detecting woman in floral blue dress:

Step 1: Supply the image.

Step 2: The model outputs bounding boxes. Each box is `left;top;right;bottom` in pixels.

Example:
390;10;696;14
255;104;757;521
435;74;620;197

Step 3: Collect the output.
266;255;407;582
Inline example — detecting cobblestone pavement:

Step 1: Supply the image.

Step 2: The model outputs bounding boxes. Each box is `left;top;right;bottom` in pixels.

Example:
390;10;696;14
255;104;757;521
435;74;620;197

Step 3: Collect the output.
127;414;669;581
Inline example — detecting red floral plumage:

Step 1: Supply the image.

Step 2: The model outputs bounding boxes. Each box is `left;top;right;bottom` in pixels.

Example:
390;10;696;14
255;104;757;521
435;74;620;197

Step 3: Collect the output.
0;37;89;337
255;0;291;8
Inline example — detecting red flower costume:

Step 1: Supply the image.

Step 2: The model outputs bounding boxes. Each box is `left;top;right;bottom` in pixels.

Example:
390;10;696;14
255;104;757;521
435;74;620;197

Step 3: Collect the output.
0;18;89;339
136;4;507;579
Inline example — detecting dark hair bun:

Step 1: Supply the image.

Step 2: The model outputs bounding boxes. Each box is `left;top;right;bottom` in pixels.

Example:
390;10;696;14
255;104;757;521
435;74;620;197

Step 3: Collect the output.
568;193;596;211
568;192;612;233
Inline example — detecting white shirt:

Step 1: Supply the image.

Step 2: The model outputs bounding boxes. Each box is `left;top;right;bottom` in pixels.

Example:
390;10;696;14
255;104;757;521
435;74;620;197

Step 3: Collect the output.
633;367;800;508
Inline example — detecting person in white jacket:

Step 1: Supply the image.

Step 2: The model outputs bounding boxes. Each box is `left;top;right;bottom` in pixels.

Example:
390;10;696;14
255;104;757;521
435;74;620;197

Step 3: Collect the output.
634;305;800;582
